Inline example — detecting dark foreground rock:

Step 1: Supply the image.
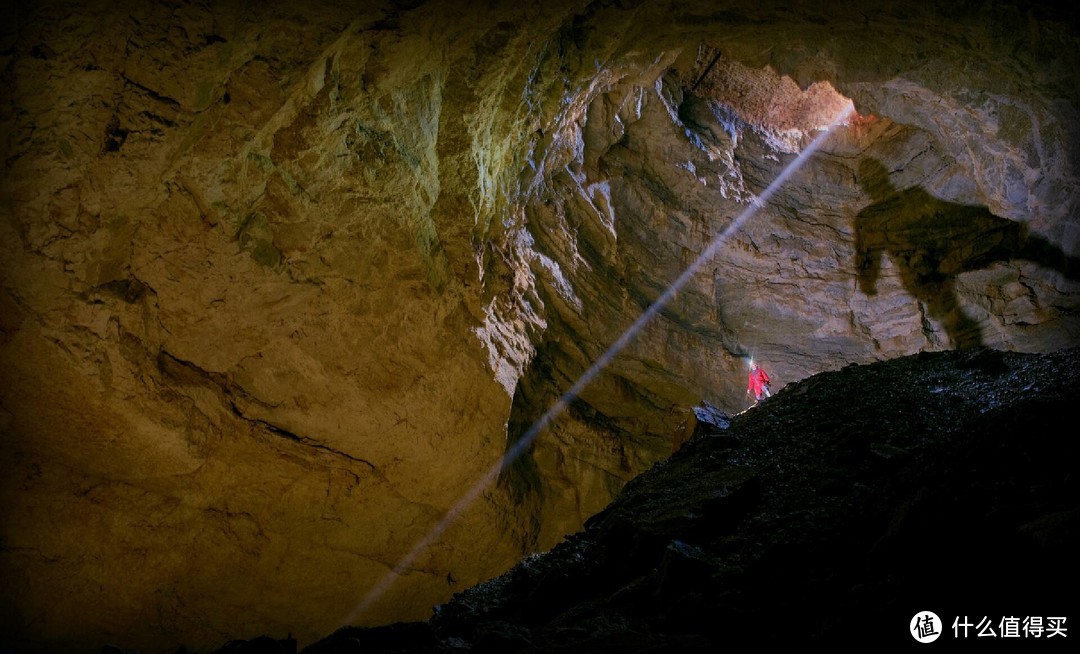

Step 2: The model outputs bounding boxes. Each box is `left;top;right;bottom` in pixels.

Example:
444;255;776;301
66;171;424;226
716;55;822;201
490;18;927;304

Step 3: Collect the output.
235;347;1079;652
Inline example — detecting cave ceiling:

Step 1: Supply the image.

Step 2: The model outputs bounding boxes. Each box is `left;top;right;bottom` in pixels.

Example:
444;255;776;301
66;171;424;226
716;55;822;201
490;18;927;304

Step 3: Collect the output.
1;0;1078;651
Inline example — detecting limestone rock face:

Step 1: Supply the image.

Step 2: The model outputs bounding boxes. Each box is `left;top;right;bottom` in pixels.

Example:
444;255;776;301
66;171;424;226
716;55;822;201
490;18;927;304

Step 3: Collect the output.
1;1;1077;651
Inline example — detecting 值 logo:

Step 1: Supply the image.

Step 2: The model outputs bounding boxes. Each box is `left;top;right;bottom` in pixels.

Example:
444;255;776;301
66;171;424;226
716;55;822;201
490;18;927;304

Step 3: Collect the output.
911;611;943;643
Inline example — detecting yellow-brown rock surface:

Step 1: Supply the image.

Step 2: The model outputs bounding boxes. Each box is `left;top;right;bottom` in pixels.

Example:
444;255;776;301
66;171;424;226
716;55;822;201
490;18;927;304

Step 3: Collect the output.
1;1;1077;651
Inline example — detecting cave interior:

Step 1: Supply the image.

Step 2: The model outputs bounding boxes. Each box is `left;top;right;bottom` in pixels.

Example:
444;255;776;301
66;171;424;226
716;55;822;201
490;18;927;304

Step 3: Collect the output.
1;0;1078;652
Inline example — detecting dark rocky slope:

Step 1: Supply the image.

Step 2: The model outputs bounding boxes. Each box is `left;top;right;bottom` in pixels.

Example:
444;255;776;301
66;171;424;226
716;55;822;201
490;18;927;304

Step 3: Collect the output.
296;346;1080;652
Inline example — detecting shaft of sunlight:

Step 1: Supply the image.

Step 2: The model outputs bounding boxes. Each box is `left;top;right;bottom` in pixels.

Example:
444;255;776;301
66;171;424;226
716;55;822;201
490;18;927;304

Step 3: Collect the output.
342;106;856;627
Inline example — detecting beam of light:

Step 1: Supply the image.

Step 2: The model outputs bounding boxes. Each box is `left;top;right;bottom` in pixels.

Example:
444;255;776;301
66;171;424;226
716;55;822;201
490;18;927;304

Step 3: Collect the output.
341;105;855;627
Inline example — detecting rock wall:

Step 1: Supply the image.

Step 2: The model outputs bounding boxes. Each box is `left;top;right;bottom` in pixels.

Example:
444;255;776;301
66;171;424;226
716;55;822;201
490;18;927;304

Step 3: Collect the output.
2;1;1078;651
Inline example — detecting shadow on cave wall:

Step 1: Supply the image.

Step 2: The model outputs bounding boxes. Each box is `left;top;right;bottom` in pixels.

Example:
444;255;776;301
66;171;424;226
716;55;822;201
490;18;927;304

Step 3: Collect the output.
854;158;1078;349
497;339;643;554
496;341;563;554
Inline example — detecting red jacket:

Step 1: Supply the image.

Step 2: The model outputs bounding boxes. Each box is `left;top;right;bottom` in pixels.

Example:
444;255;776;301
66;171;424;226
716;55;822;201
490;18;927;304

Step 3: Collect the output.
748;368;770;397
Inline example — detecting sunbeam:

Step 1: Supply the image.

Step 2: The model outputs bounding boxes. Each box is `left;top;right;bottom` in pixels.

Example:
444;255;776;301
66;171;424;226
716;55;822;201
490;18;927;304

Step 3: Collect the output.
342;104;856;626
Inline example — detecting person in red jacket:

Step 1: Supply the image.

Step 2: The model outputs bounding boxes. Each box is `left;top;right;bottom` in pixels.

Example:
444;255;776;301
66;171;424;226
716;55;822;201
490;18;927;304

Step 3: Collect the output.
747;360;771;405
